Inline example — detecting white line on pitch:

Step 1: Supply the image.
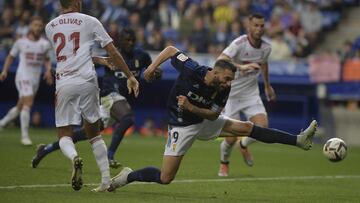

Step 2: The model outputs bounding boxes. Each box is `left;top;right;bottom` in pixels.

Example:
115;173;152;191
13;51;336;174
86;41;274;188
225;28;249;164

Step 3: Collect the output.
0;175;359;190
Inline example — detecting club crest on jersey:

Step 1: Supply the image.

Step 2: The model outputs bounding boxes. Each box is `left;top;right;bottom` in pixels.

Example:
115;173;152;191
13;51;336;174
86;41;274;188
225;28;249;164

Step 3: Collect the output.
187;91;211;105
177;53;188;62
135;59;139;68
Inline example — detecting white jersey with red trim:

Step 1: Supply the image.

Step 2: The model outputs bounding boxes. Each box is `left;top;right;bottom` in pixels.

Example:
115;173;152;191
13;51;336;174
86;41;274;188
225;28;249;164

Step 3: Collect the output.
10;37;51;81
45;12;112;89
222;34;271;99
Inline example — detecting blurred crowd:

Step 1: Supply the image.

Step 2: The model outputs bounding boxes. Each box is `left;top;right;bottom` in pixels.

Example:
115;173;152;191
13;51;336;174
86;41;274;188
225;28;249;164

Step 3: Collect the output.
0;0;359;60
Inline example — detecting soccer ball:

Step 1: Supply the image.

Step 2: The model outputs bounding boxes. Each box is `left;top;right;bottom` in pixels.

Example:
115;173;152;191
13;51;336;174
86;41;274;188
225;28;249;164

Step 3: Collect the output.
323;138;347;162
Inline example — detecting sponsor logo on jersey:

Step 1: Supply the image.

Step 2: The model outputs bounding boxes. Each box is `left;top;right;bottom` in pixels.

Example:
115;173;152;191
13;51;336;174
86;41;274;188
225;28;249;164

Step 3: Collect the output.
187;91;211;105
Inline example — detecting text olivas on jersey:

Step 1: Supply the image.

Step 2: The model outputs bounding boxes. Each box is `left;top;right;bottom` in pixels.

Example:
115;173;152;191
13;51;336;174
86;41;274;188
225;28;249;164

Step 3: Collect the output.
168;52;230;126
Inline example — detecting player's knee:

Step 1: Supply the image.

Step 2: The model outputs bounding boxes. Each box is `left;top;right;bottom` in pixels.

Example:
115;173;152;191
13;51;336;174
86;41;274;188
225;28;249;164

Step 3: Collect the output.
233;120;253;135
160;175;174;185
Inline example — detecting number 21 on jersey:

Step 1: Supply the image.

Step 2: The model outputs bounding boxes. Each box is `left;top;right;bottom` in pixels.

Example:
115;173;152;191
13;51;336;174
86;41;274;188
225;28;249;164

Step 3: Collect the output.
53;32;80;62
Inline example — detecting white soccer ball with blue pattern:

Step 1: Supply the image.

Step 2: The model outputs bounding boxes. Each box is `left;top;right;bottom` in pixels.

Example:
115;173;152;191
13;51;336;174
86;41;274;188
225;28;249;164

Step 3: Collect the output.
323;138;347;162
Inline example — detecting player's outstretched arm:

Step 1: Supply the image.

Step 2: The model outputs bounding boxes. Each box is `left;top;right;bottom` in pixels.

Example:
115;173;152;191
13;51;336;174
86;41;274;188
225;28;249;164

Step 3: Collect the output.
217;53;260;73
144;46;178;82
177;95;220;121
0;55;14;81
103;43;139;97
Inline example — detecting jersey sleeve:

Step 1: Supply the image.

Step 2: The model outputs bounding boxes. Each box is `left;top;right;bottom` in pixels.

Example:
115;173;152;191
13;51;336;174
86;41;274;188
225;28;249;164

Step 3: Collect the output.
261;46;272;64
170;52;200;73
9;40;21;57
91;17;113;48
210;88;230;114
222;39;241;58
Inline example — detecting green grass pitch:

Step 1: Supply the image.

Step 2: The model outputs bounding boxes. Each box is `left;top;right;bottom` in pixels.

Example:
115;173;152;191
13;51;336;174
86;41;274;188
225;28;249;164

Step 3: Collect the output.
0;127;360;203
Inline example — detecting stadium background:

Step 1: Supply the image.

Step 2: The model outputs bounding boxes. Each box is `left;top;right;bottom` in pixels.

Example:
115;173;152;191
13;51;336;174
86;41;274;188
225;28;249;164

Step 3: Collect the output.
0;0;360;145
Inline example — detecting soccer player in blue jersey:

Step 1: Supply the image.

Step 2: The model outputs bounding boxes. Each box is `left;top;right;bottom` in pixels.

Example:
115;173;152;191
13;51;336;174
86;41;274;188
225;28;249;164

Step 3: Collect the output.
31;28;154;169
108;46;317;190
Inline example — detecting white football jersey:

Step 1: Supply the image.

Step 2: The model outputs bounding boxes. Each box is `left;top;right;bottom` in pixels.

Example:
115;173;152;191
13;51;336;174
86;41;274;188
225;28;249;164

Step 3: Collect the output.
10;37;51;81
45;12;112;89
223;34;271;99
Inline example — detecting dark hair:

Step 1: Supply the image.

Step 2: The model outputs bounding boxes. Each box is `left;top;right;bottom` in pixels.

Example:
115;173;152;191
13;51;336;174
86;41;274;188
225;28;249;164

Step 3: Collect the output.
60;0;72;8
214;60;237;73
120;27;136;41
249;13;265;20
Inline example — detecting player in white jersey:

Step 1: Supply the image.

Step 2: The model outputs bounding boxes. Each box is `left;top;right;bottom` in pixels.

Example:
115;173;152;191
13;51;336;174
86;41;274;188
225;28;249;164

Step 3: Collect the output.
218;13;276;177
45;0;139;192
0;16;53;146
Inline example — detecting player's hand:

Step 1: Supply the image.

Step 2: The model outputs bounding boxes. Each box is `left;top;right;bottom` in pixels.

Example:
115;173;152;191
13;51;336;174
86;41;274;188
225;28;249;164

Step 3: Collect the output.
43;70;53;85
127;76;139;98
239;63;260;75
102;58;116;70
177;95;191;111
265;85;276;102
0;71;7;81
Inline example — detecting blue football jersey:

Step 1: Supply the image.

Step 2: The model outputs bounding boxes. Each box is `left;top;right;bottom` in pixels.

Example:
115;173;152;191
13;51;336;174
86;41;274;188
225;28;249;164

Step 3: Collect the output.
101;48;152;104
167;52;230;126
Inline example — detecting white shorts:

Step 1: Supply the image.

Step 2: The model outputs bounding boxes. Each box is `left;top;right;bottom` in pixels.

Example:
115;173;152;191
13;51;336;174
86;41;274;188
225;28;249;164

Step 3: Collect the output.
55;82;100;127
15;77;39;97
164;115;229;156
99;92;126;128
224;96;266;120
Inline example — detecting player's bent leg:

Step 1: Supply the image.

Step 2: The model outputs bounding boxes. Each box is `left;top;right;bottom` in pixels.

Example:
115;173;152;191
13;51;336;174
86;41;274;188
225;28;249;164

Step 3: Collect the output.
160;155;183;184
31;128;88;168
20;96;34;145
110;155;183;191
0;105;20;129
239;114;268;167
108;100;134;168
218;137;236;177
58;126;83;191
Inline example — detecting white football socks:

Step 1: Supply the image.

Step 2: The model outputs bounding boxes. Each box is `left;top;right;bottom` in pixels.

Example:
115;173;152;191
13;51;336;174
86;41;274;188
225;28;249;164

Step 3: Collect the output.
59;136;78;161
0;106;19;127
20;106;30;139
220;139;234;163
90;135;110;184
241;137;256;147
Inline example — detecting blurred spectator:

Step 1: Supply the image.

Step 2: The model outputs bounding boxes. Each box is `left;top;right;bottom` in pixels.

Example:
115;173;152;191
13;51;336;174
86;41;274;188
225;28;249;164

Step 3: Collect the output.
83;0;104;18
188;17;210;53
300;2;323;46
30;0;50;22
145;28;165;51
128;12;143;32
266;14;284;38
0;7;15;52
12;0;30;19
15;10;31;39
269;32;292;60
100;0;128;28
213;0;236;24
227;21;244;43
211;20;228;49
338;40;355;63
